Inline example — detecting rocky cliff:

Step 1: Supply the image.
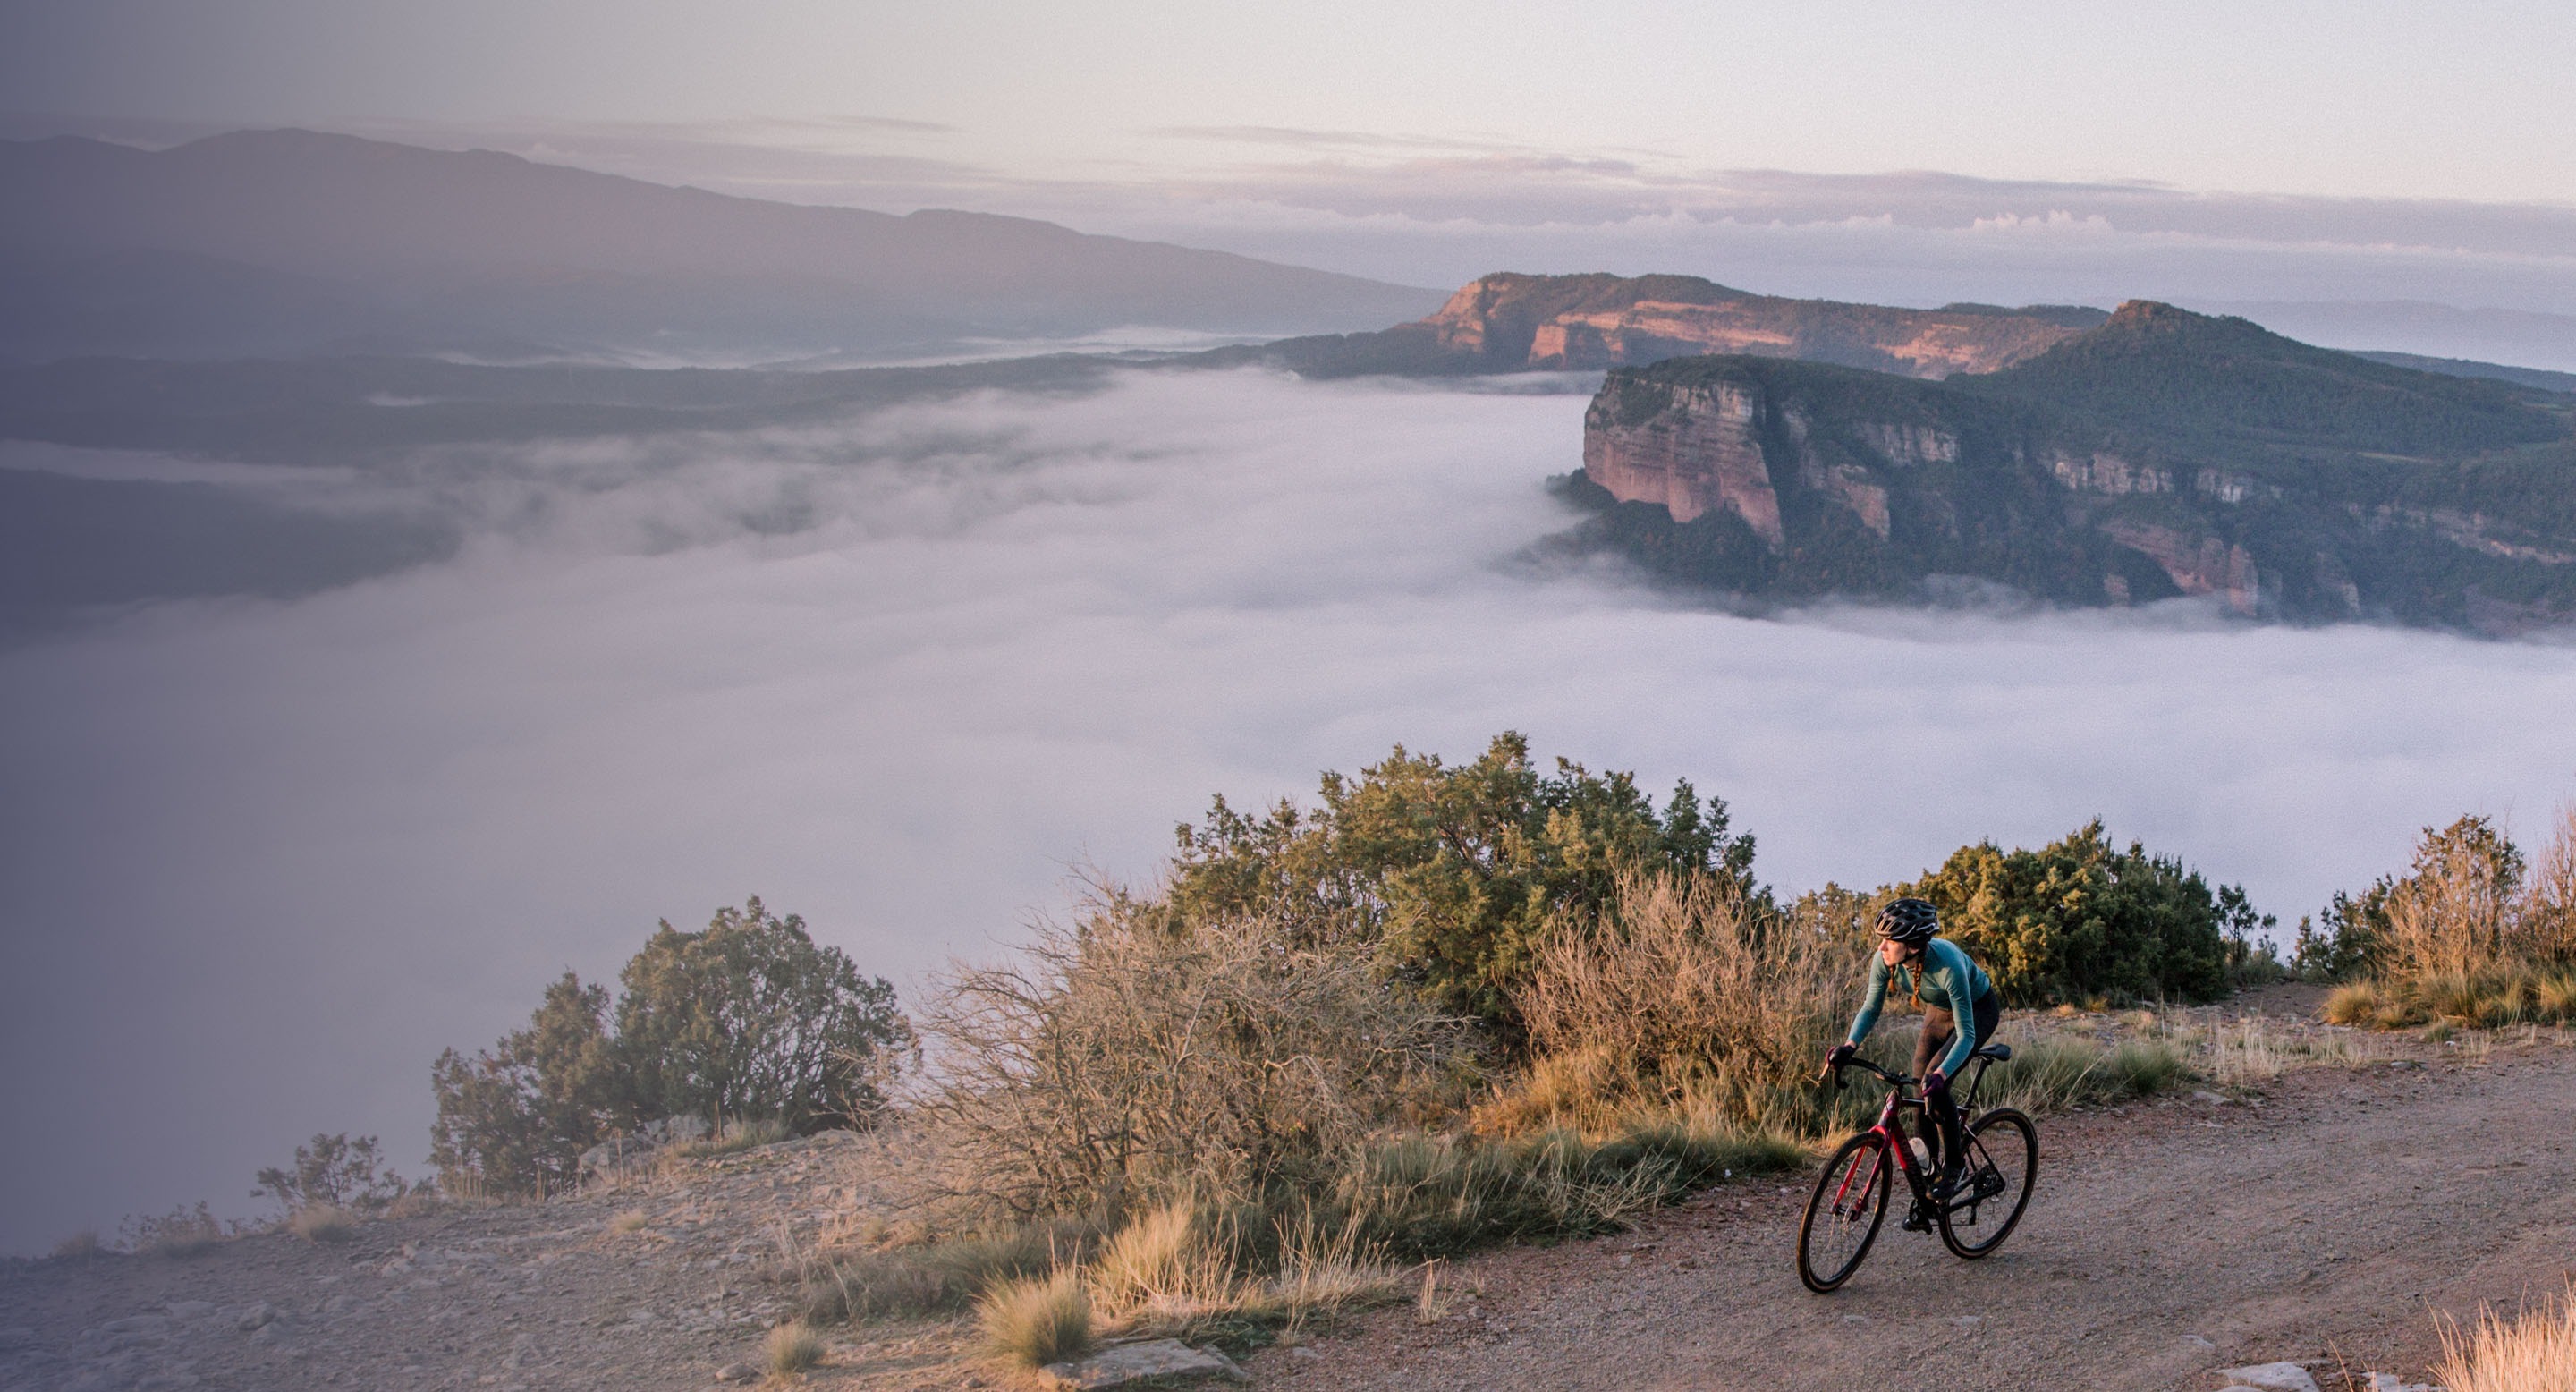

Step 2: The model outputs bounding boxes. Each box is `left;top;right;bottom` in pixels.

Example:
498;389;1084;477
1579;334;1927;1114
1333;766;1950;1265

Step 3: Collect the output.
1216;273;2106;380
1565;302;2576;630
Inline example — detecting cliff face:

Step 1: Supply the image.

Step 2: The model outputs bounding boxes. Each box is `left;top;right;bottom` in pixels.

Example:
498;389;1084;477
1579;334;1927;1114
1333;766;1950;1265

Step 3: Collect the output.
1565;303;2576;630
1231;272;2106;380
1428;273;2096;378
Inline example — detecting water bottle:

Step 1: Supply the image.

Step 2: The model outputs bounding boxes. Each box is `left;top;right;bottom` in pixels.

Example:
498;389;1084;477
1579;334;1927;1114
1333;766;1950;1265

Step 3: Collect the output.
1908;1137;1931;1170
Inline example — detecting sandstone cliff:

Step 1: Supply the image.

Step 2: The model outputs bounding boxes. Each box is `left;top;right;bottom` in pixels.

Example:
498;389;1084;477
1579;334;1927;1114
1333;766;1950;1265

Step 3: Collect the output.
1221;273;2105;380
1564;302;2576;631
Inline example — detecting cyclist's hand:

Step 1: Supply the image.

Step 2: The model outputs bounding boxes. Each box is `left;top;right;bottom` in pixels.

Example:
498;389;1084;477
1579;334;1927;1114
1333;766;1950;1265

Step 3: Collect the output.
1923;1067;1949;1098
1820;1042;1855;1082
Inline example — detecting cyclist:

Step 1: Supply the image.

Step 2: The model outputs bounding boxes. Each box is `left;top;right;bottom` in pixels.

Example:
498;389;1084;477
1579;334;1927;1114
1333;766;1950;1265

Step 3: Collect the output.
1822;897;1999;1199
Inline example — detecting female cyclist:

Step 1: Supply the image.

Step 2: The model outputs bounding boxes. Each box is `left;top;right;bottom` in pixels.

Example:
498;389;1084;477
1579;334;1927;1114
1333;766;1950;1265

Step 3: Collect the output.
1822;897;1998;1197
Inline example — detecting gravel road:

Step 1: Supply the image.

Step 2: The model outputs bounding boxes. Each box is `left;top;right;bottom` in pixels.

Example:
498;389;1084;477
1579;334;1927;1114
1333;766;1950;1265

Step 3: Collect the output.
1249;1036;2574;1391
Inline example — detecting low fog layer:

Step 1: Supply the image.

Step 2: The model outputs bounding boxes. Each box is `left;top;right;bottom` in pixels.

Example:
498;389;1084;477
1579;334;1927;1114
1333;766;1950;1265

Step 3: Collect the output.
4;369;2574;1252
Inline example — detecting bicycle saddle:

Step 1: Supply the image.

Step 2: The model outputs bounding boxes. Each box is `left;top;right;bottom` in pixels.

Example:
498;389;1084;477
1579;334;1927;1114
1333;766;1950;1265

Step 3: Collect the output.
1973;1043;2012;1062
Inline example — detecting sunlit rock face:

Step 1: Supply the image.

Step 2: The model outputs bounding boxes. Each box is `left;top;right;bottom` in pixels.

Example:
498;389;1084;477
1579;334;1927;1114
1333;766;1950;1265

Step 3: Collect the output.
1560;305;2576;631
1422;273;2096;377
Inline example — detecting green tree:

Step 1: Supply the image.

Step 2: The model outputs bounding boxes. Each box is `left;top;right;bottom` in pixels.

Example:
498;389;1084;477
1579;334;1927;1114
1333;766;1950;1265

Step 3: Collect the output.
253;1133;410;1213
428;899;913;1197
1900;820;2237;1005
614;897;913;1133
1166;733;1758;1027
428;972;624;1197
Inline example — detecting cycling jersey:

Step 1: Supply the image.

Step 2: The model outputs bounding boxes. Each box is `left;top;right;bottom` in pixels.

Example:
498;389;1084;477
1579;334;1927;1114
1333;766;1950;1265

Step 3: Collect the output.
1844;936;1995;1076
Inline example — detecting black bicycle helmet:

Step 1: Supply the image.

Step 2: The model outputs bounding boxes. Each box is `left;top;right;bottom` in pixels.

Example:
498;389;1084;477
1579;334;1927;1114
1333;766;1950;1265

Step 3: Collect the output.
1873;896;1939;946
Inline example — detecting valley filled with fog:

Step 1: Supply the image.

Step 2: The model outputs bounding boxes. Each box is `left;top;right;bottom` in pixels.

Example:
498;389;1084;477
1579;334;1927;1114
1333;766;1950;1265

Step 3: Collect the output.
5;366;2575;1253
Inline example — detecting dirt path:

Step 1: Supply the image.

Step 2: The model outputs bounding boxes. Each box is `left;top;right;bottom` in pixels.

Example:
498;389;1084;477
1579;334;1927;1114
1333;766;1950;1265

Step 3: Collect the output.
1251;1039;2576;1391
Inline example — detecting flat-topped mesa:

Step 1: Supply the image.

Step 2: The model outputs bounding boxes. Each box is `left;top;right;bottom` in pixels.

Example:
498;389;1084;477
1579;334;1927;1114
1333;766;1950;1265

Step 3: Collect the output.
1421;272;2102;378
1563;306;2576;631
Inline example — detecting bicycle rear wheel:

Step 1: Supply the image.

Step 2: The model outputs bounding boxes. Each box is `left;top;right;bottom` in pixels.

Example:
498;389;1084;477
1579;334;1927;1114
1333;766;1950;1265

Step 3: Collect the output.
1937;1107;2038;1259
1798;1132;1892;1293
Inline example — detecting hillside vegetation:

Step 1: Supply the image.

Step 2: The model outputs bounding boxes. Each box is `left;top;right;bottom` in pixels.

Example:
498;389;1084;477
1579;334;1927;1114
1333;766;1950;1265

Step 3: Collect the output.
395;734;2284;1370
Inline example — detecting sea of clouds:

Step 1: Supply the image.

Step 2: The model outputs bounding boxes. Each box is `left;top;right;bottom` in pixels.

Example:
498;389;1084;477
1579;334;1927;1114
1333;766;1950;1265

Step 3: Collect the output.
4;367;2575;1252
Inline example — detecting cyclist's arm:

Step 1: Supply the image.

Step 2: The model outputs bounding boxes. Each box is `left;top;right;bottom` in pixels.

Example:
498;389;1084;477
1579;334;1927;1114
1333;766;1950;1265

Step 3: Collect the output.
1931;940;1981;1075
1845;956;1892;1048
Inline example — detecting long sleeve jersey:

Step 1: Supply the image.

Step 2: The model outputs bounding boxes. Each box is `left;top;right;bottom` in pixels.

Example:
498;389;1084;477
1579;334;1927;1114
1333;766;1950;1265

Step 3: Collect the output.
1844;937;1995;1076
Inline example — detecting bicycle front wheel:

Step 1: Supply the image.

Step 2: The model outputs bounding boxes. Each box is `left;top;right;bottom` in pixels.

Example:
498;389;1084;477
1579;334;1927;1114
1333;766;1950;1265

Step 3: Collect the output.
1937;1107;2038;1259
1798;1131;1892;1293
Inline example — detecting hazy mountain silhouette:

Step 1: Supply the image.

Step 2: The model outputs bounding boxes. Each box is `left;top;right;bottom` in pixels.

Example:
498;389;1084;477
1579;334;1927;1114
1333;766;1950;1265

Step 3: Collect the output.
0;130;1445;362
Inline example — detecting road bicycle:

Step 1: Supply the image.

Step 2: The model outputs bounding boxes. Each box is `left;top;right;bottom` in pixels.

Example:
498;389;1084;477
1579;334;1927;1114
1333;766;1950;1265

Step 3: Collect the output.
1796;1044;2038;1293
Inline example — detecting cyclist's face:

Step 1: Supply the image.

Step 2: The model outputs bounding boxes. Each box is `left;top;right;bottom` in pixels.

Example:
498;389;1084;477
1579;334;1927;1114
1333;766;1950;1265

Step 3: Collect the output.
1877;938;1908;967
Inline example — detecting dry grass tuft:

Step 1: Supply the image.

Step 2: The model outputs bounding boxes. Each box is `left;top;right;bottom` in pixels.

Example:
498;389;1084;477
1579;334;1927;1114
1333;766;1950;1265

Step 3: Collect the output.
288;1205;357;1243
2437;1284;2576;1392
1501;868;1839;1135
763;1320;826;1379
50;1229;103;1260
122;1202;227;1258
976;1269;1091;1370
608;1209;651;1235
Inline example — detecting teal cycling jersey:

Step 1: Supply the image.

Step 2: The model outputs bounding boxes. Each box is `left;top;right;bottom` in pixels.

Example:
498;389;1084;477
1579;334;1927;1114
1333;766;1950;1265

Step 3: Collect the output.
1845;936;1994;1076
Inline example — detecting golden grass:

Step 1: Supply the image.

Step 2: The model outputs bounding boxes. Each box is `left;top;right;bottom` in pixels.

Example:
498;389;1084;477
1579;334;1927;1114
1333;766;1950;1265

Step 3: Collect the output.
763;1320;826;1379
288;1205;357;1243
2437;1286;2576;1392
49;1229;102;1260
975;1269;1091;1369
608;1209;651;1235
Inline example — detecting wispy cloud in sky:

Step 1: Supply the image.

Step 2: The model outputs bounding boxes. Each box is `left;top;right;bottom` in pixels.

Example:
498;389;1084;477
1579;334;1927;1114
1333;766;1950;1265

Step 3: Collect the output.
5;369;2574;1252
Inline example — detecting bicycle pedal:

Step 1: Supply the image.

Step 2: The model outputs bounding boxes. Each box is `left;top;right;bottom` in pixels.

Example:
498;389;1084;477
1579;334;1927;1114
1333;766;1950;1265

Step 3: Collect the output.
1901;1207;1933;1233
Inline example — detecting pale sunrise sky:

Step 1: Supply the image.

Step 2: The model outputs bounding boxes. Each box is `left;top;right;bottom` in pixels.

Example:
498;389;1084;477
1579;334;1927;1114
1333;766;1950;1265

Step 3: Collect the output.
8;0;2574;205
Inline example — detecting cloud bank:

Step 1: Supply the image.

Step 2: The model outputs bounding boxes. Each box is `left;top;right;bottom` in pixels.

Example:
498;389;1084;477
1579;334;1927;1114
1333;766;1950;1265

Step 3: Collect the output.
4;369;2574;1252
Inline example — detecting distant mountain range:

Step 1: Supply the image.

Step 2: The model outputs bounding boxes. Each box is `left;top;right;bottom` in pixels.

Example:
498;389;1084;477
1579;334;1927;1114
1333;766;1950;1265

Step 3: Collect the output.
1566;301;2576;632
0;129;1445;362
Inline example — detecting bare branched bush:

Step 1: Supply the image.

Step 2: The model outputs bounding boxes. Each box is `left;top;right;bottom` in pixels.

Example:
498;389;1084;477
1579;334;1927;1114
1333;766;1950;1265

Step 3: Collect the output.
912;899;1474;1220
2385;829;2525;980
2527;804;2576;965
1497;868;1841;1133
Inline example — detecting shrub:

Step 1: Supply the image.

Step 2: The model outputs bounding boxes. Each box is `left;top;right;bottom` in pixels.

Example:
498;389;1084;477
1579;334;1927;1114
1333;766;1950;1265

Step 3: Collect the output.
764;1319;826;1378
1165;733;1759;1028
913;903;1472;1220
254;1133;408;1215
430;897;913;1197
288;1205;357;1243
49;1229;101;1260
1901;820;2241;1006
976;1270;1090;1369
1499;867;1840;1133
120;1202;226;1258
615;898;913;1133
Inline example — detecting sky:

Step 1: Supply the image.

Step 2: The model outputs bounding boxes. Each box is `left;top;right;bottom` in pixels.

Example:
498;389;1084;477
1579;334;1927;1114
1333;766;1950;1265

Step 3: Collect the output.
13;2;2576;356
5;370;2576;1253
8;1;2575;204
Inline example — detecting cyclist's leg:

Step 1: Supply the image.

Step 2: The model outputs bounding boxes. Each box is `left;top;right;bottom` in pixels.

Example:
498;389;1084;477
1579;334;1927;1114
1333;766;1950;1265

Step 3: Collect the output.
1911;1006;1957;1172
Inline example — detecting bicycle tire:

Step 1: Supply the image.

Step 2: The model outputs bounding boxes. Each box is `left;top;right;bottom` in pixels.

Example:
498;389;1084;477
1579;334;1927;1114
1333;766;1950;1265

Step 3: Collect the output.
1937;1107;2038;1260
1798;1131;1892;1292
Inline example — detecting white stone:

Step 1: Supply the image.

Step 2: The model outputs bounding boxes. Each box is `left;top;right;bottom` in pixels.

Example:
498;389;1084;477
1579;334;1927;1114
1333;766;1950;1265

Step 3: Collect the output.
1042;1338;1250;1388
2216;1363;2321;1392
